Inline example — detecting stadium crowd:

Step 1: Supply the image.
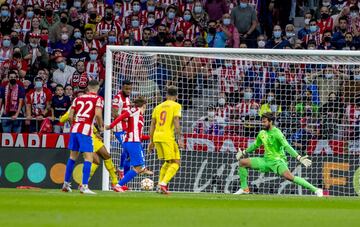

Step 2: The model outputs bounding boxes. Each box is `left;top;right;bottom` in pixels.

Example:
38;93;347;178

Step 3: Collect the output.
0;0;359;144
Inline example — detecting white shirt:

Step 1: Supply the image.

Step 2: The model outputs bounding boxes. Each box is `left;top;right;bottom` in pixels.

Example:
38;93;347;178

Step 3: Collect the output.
52;65;77;87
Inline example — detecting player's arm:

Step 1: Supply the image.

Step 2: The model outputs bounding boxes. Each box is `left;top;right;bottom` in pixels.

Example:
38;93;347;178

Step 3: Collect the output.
95;106;104;132
276;129;312;167
148;109;156;152
59;109;70;123
68;108;75;124
174;116;184;148
236;133;262;160
106;111;130;130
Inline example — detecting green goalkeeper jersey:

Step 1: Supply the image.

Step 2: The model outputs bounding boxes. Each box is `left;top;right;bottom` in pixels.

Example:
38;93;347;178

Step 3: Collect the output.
245;126;299;162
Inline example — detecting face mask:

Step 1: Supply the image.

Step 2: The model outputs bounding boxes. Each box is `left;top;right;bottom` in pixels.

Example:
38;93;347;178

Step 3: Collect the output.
286;32;295;38
74;31;82;38
218;98;226;105
148;17;155;25
273;31;282;38
321;13;329;20
325;73;334;79
27;11;34;18
194;6;202;14
208;27;216;34
2;39;10;47
350;12;358;18
105;13;113;21
90;13;97;20
147;6;155;12
61;17;68;23
184;14;191;21
244;92;253;100
10;79;17;85
90;54;98;61
133;5;140;13
223;18;231;25
15;9;22;16
30;43;37;48
108;36;117;43
270;104;278;112
176;36;184;42
61;33;69;40
267;96;274;102
208;111;215;118
74;1;81;8
239;3;247;8
249;109;257;116
60;3;67;10
168;11;175;19
304;19;310;25
354;75;360;80
158;32;166;37
57;62;66;70
324;36;332;43
46;9;53;17
34;9;41;15
257;40;265;48
11;36;19;45
34;81;43;88
1;10;9;17
225;63;232;68
75;44;83;50
13;28;21;33
309;25;317;33
132;20;139;27
277;76;286;83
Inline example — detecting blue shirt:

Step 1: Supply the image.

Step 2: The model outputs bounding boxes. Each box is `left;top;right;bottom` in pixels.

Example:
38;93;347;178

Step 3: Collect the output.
297;27;310;40
206;32;227;48
51;95;71;118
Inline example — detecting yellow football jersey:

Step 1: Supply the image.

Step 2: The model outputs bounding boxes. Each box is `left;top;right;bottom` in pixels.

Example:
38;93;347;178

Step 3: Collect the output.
152;100;182;142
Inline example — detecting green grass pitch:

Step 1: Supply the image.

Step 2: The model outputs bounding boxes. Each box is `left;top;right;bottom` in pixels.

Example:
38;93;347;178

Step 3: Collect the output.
1;188;359;227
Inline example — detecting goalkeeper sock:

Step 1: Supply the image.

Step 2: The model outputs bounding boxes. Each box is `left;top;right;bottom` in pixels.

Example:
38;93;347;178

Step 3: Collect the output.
64;159;75;182
104;158;118;185
82;161;92;185
293;176;317;193
161;163;180;185
119;169;137;186
89;163;99;179
238;167;249;189
159;162;170;184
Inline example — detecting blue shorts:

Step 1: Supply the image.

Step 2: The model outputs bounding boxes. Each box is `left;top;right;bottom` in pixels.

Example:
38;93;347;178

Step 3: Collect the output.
68;133;93;153
114;131;126;144
122;142;145;167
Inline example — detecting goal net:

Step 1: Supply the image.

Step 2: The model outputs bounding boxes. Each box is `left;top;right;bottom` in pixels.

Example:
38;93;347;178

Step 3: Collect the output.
104;47;360;196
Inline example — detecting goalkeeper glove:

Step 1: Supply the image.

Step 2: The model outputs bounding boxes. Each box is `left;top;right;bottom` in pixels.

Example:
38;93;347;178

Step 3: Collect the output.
296;155;312;167
236;148;247;160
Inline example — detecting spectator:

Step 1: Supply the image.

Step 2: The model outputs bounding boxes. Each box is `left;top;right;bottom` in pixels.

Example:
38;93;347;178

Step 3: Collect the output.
135;27;154;46
64;85;74;100
231;0;257;48
205;20;228;48
68;7;83;30
175;9;200;41
95;5;122;42
52;56;76;87
205;0;228;21
235;87;259;117
222;13;240;48
24;17;41;44
256;34;267;48
242;102;261;137
215;60;241;104
303;19;322;46
159;5;180;35
40;4;60;29
0;35;13;64
317;6;334;34
49;12;74;44
125;0;143;30
298;12;313;40
52;26;75;58
0;3;14;35
318;30;335;49
68;38;90;67
124;14;143;44
259;91;282;117
290;120;316;152
295;90;319;117
51;84;71;133
265;25;290;49
342;32;357;50
215;93;232;123
69;60;90;92
25;76;52;132
349;5;360;37
345;96;360;139
83;28;102;53
192;0;209;31
0;70;25;133
152;24;172;46
332;16;349;49
173;30;185;47
320;92;345;139
192;106;224;135
85;48;105;86
10;30;25;48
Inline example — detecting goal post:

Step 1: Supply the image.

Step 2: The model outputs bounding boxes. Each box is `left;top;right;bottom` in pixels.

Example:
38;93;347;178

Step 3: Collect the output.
104;46;360;196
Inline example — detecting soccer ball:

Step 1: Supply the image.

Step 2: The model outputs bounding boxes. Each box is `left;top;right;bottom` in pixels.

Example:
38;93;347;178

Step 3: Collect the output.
141;178;154;191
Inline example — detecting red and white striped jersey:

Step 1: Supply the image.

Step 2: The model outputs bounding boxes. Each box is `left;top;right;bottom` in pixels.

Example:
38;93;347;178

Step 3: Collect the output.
215;65;241;93
112;91;131;132
96;20;123;37
303;32;323;46
349;17;360;34
85;60;105;81
159;0;178;7
123;2;133;18
175;21;200;40
317;18;334;34
70;92;104;136
96;3;106;18
0;47;13;64
235;100;259;116
37;0;59;9
109;107;144;142
178;3;194;14
159;17;181;34
21;18;32;35
124;12;144;30
83;39;102;53
123;27;142;42
216;105;232;121
25;88;52;117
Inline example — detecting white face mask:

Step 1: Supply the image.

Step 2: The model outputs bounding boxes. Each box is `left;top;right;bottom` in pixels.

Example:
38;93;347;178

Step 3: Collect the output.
304;18;310;25
258;40;265;48
208;111;215;118
249;109;257;116
270;104;278;112
218;98;226;105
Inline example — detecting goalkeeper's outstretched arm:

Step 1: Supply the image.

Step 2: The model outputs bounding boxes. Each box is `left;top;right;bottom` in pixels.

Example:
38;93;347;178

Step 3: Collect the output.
237;133;262;160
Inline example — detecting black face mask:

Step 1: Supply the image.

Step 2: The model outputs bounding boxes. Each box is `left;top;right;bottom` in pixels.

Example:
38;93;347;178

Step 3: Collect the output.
346;40;352;45
75;44;83;50
60;17;68;24
321;13;329;20
45;9;53;17
324;36;331;43
176;36;184;42
105;14;112;21
10;79;17;85
11;37;19;45
158;32;166;37
15;9;22;16
90;13;97;20
208;27;216;34
13;52;21;59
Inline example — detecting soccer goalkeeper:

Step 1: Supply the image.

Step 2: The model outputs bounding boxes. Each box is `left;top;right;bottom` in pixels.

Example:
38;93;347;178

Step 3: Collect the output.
234;112;323;197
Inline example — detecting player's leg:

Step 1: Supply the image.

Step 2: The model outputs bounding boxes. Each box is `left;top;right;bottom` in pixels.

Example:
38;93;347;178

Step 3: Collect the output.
281;169;321;196
155;142;170;185
63;133;80;192
96;145;119;186
89;152;100;181
78;134;95;194
114;131;127;177
114;142;145;192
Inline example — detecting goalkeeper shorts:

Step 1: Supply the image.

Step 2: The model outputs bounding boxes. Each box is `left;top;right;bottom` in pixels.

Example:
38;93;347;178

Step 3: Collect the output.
250;157;289;175
155;141;180;161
